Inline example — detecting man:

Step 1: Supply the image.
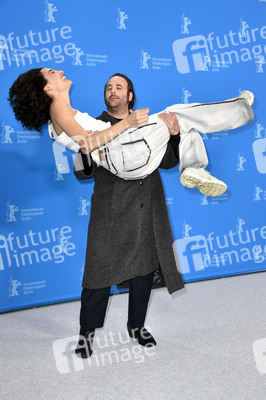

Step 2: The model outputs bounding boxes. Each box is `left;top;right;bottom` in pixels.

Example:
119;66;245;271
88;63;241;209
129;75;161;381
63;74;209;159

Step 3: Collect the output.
74;73;184;358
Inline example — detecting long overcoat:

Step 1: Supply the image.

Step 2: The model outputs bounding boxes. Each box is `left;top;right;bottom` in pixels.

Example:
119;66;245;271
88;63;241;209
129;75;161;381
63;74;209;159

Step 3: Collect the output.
74;112;184;294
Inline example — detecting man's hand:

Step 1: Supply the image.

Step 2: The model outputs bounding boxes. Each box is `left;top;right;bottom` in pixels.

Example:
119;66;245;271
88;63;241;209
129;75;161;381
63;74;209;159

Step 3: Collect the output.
158;112;180;136
127;108;149;127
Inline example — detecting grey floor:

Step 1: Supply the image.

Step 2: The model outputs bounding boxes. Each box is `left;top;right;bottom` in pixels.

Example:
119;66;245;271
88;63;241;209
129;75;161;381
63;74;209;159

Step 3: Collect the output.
1;272;266;400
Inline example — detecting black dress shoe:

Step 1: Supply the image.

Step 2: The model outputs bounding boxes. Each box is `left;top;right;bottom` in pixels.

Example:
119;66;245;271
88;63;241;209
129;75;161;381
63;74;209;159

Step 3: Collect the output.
75;328;95;358
127;321;157;347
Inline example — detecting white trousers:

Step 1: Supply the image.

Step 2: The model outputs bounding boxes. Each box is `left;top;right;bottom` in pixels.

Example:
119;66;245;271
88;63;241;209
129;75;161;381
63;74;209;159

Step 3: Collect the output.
89;96;253;178
50;97;253;179
164;96;254;172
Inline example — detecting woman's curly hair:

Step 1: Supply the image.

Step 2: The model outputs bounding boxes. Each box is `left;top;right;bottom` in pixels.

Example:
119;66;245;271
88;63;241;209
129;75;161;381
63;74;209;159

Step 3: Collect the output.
8;68;52;132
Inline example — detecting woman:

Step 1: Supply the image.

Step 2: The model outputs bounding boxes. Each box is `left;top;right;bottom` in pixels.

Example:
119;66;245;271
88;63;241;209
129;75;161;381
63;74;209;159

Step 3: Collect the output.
9;68;254;196
8;68;149;154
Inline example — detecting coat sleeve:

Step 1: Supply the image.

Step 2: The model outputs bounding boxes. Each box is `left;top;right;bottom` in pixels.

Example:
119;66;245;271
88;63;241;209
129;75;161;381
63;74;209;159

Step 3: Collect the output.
73;150;95;180
158;134;180;170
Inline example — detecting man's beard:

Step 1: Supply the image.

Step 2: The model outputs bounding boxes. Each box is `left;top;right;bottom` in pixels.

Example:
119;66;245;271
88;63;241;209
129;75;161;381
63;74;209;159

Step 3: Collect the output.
105;94;130;112
105;99;119;111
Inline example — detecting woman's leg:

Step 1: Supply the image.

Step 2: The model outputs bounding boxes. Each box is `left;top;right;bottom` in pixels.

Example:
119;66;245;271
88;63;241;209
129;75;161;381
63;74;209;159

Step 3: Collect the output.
179;129;227;196
179;129;208;172
164;96;254;135
165;94;254;196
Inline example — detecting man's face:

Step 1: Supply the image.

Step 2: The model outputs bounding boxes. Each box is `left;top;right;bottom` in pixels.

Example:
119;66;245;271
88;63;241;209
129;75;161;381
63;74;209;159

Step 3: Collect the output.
105;76;133;111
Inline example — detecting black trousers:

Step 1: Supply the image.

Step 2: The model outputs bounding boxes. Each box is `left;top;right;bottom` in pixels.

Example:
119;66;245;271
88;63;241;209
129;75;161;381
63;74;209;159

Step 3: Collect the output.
79;271;154;329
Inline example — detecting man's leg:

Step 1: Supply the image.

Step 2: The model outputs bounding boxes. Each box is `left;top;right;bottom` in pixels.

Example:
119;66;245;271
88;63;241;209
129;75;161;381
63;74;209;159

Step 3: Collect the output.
127;271;157;346
80;286;111;328
76;286;111;358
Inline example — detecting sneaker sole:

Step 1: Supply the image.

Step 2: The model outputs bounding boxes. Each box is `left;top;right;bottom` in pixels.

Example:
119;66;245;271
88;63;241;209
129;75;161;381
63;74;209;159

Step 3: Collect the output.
239;90;254;106
180;174;227;197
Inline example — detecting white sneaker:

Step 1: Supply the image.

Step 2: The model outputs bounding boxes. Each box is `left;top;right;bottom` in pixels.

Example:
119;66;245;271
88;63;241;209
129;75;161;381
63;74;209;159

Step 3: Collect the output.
239;90;254;106
180;168;227;197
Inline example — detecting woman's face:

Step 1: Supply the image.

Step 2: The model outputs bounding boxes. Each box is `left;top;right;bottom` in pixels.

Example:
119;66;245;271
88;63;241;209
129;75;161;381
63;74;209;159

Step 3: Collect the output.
41;68;72;93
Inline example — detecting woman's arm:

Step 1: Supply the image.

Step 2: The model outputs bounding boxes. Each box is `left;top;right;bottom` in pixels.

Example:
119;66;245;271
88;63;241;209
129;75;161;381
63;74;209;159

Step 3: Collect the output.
50;101;149;153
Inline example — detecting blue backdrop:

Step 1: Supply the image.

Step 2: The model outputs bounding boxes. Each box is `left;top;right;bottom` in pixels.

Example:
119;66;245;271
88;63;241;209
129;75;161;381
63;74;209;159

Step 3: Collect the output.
1;0;266;313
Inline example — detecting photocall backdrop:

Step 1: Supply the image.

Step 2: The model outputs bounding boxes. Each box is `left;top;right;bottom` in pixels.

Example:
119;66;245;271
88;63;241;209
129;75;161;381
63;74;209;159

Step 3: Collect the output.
1;0;266;313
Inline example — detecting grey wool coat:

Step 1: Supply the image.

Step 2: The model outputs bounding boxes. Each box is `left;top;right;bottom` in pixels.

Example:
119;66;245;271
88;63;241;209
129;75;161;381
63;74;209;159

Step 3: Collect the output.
74;112;184;294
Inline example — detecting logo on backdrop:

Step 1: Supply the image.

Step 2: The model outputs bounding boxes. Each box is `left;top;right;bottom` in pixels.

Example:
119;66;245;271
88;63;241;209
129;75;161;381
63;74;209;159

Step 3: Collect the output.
1;122;15;143
139;48;172;71
8;276;22;297
175;235;211;273
182;221;192;238
8;275;47;297
236;217;245;233
181;87;192;104
173;22;266;74
253;138;266;173
237;153;247;171
117;8;128;30
255;55;265;72
5;200;44;222
166;197;174;205
52;141;77;175
78;197;90;216
44;0;58;23
255;123;266;139
239;18;249;38
173;35;210;74
199;191;229;205
181;13;192;35
1;120;43;144
140;49;151;69
174;220;266;274
202;127;228;141
5;201;19;222
86;53;108;67
200;195;209;206
0;35;11;70
253;184;266;201
0;26;76;71
0;225;76;271
53;163;65;181
202;132;208;141
72;47;84;66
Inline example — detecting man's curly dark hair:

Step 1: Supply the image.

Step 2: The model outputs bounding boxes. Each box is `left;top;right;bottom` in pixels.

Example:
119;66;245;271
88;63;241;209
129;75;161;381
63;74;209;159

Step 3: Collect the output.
8;68;52;132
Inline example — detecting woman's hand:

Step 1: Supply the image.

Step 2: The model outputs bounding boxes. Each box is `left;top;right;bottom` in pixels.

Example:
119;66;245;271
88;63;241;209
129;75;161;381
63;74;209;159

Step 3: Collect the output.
158;112;180;136
80;130;93;153
127;108;149;127
81;147;89;154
